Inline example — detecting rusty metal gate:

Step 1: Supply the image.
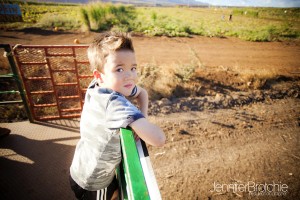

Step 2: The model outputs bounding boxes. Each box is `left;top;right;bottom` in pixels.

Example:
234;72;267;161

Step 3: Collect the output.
12;45;93;121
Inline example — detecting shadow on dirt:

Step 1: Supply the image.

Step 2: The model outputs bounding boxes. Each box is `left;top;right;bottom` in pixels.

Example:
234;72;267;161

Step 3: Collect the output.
211;121;235;129
34;119;80;133
262;75;300;89
13;27;73;36
0;35;20;39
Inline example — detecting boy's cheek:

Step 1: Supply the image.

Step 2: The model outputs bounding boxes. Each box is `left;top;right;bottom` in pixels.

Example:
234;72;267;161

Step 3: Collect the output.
133;74;138;82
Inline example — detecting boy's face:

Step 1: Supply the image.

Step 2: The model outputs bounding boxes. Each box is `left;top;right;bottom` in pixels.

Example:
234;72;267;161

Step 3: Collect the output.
101;50;138;96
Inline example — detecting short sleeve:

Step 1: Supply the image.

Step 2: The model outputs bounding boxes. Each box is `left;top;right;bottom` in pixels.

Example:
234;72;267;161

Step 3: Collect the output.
106;93;144;129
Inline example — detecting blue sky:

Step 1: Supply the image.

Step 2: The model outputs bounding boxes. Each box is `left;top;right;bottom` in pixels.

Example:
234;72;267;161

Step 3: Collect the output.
196;0;300;7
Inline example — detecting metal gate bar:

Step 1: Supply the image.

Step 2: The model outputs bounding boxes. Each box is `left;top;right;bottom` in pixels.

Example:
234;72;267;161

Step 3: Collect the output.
13;45;93;121
118;128;162;200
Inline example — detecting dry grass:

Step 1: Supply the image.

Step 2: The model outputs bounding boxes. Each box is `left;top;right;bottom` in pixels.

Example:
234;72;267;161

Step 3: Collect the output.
138;63;178;99
231;66;281;89
138;56;285;100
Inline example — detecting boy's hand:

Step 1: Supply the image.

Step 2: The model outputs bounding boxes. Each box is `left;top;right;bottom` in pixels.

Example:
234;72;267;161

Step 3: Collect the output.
133;132;140;142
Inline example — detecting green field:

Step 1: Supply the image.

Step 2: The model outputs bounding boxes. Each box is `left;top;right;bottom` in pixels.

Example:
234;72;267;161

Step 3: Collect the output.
1;1;300;41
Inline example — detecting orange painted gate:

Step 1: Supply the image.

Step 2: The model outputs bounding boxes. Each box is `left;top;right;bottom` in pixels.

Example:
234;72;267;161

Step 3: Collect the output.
13;45;93;121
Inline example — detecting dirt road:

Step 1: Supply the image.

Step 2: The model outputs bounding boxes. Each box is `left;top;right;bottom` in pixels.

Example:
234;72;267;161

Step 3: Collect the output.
1;29;299;199
1;29;299;74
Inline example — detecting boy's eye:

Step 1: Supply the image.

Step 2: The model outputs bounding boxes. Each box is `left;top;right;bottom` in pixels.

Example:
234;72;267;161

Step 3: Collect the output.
131;67;137;71
116;68;124;72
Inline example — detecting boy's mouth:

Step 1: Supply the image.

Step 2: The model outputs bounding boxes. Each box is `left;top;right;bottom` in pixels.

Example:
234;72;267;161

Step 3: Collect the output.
124;84;133;89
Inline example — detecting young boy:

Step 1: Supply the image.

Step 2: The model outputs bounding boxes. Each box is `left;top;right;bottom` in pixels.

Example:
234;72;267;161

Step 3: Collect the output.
69;32;166;200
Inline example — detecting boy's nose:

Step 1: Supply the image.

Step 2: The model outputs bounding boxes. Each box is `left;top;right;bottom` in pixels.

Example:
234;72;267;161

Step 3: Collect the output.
124;71;132;78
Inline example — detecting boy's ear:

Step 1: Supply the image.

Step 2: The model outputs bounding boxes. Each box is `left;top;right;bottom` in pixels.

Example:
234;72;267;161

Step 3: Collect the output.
93;69;103;82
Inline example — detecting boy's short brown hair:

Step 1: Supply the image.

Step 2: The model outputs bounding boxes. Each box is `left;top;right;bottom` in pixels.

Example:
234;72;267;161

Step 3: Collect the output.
87;32;134;71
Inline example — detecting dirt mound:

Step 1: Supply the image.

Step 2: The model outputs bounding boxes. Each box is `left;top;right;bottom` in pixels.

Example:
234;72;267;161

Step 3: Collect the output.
149;76;300;115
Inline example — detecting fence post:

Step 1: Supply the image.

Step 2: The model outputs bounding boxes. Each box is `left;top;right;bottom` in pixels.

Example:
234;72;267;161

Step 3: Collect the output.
0;44;33;122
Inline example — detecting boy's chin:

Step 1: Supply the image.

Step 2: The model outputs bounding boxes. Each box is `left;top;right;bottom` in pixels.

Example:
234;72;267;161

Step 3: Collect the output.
123;93;131;97
118;91;131;97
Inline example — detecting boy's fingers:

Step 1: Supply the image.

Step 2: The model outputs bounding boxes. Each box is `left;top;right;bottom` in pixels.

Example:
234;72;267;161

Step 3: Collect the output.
134;133;140;141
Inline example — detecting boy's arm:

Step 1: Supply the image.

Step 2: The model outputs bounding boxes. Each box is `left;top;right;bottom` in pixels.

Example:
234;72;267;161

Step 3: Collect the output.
132;86;148;118
130;118;166;147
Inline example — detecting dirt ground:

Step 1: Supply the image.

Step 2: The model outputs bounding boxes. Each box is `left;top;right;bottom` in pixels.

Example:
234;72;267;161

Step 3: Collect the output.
1;29;300;199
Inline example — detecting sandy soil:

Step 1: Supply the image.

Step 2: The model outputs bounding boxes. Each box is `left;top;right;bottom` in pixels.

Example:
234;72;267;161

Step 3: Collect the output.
1;29;300;199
